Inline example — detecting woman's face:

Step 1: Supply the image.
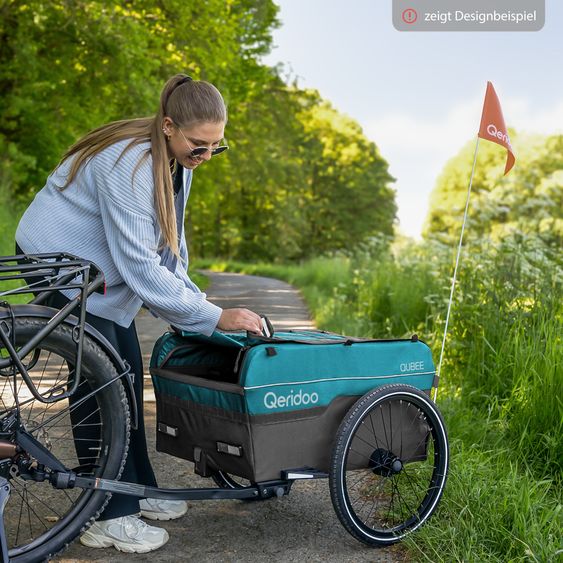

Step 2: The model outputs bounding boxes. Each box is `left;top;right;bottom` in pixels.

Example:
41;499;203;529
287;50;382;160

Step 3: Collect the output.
163;118;225;170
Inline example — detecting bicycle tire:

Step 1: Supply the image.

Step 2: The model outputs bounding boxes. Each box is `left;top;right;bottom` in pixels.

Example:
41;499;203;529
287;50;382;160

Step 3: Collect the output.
1;317;130;562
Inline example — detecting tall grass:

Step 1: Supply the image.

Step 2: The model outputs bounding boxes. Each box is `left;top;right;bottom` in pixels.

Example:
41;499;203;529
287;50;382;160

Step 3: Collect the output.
443;240;563;479
197;236;562;561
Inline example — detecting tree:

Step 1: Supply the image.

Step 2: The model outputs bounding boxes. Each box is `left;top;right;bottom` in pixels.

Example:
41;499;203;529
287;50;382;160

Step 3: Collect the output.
424;132;563;249
295;92;396;256
0;0;279;200
1;0;397;261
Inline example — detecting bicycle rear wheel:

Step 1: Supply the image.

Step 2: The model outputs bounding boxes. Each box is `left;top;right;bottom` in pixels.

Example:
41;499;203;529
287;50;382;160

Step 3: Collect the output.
1;317;130;562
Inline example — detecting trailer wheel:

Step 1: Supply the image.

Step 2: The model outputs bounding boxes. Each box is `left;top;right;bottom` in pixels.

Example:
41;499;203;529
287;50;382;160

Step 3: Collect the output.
329;384;448;546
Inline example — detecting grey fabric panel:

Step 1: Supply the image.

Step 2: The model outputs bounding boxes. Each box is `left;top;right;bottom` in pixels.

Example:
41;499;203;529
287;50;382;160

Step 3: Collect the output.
154;391;430;482
154;392;359;481
156;392;250;423
250;404;330;425
154;392;256;479
250;395;359;481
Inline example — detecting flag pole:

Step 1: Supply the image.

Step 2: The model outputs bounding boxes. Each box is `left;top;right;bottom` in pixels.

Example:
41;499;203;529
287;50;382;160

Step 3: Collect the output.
433;136;480;402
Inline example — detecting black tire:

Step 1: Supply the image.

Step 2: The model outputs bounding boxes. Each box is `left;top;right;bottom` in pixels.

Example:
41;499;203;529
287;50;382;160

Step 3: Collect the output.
329;384;448;546
1;317;130;562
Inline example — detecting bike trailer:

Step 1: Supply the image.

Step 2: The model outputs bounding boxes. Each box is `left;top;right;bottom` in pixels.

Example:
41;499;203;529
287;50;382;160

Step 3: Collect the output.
149;329;436;482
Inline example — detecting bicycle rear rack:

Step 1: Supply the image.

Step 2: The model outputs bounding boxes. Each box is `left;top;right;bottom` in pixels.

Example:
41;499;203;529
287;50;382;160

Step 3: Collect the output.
0;253;105;404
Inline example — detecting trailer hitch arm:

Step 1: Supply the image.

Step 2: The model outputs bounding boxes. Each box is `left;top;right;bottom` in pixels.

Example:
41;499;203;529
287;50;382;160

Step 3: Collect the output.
46;471;293;502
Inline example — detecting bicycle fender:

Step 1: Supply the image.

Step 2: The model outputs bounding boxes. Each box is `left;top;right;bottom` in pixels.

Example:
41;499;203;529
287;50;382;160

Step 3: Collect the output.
0;304;139;430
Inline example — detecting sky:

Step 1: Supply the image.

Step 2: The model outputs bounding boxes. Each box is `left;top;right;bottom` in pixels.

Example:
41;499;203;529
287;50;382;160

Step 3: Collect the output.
262;0;563;238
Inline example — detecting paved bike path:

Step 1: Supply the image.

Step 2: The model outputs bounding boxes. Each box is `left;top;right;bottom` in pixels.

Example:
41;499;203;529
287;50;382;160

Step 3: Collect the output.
55;272;404;563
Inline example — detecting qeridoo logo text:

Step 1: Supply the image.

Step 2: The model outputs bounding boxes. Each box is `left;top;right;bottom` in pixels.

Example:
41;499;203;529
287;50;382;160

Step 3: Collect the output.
487;124;512;148
264;389;319;409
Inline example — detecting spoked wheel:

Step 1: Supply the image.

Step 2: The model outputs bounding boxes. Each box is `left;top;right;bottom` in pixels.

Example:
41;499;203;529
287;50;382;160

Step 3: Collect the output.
0;317;130;562
329;384;448;546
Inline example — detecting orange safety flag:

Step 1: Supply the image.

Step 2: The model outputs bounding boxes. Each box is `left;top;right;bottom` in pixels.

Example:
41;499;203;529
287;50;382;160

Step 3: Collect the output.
478;81;516;175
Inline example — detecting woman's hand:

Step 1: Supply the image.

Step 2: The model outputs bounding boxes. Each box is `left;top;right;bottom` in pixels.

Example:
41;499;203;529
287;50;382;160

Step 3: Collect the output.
217;308;263;335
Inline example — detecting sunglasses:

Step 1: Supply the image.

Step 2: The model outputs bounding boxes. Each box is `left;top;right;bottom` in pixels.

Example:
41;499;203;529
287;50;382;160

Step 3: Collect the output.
175;124;229;158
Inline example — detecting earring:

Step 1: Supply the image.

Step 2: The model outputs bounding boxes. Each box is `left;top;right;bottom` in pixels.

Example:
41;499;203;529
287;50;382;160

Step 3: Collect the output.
163;128;171;140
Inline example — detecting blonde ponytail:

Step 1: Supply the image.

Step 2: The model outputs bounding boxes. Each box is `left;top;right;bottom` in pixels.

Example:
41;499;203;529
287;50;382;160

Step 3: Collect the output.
58;74;227;258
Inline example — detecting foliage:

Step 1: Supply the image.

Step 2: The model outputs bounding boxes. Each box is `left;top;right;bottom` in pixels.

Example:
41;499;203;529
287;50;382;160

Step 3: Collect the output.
190;85;396;261
0;0;276;196
424;132;563;249
294;92;396;256
406;411;562;563
0;0;396;261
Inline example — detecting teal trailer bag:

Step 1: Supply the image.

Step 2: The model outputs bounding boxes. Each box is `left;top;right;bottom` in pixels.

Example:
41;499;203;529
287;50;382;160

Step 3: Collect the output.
149;329;436;482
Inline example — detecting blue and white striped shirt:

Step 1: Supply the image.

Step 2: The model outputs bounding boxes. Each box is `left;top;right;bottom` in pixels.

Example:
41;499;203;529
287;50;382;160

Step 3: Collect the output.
16;139;222;335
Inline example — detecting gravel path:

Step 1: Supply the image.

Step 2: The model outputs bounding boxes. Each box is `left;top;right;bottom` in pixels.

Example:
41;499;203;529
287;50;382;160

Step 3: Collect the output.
55;271;406;563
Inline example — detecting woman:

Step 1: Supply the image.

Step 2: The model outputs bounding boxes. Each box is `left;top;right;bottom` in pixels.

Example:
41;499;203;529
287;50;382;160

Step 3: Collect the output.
15;74;263;553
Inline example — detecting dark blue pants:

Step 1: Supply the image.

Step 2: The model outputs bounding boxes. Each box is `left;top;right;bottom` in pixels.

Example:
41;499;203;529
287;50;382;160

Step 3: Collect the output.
16;244;157;519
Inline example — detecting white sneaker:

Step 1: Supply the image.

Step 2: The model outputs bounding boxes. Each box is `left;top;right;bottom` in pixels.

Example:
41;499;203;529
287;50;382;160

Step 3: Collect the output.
79;515;169;553
139;498;188;521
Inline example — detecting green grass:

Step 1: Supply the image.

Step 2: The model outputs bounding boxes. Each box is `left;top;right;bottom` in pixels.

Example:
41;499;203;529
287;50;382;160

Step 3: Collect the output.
196;247;563;562
190;269;210;291
406;396;562;563
0;189;19;257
